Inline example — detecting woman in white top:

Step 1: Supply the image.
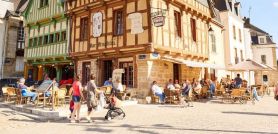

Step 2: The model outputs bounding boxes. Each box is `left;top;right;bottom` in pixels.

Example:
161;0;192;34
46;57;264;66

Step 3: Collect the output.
114;79;123;92
151;81;165;103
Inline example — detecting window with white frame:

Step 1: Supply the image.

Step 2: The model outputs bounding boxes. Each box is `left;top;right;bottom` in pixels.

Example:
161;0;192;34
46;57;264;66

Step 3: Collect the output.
259;36;266;44
261;55;266;64
17;21;24;49
210;34;216;52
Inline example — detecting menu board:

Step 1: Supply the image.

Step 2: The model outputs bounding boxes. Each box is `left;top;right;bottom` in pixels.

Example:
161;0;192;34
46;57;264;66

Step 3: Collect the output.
36;80;54;93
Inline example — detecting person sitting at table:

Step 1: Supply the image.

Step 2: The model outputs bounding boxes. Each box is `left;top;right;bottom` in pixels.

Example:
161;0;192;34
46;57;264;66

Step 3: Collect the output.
104;78;113;86
151;81;165;103
166;79;175;90
174;80;181;89
208;80;216;98
192;80;202;96
18;78;38;103
44;78;59;97
25;74;34;87
182;80;191;96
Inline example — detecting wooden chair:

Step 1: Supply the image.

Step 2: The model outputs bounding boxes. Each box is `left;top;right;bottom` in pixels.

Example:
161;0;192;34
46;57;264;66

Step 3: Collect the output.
149;89;159;104
103;86;112;98
7;87;17;102
2;87;8;101
61;87;71;103
200;86;209;99
16;88;29;105
164;89;174;104
230;89;246;104
56;88;67;106
215;85;225;96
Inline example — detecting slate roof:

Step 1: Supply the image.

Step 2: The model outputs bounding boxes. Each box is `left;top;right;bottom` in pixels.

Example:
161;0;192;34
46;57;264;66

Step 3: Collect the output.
244;18;275;45
213;0;229;11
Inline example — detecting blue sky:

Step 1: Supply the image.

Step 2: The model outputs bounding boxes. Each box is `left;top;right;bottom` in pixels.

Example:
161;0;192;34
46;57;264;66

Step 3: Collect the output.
239;0;278;44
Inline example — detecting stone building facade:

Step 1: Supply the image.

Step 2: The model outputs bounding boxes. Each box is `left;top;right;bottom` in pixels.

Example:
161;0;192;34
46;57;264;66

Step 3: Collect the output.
0;0;26;79
23;0;73;82
244;18;278;86
66;0;217;100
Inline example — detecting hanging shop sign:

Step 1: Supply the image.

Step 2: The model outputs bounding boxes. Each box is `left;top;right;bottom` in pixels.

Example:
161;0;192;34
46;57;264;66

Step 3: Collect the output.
151;8;167;27
92;12;102;37
128;13;144;34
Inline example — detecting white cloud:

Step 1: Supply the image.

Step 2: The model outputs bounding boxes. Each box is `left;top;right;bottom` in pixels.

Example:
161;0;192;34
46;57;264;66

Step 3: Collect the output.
273;2;278;8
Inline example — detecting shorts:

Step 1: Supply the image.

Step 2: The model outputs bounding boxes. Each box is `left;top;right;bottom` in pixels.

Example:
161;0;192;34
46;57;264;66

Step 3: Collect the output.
72;95;81;102
87;99;97;111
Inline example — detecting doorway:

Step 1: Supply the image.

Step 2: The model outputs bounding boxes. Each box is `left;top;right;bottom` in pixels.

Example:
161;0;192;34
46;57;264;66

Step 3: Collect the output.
173;63;180;81
103;60;113;85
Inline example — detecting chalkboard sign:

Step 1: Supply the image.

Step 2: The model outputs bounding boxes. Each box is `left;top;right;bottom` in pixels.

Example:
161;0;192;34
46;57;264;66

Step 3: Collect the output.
36;80;54;93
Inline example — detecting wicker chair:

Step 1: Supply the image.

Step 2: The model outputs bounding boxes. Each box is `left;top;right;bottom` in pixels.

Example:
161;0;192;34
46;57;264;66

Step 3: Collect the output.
16;88;30;105
56;88;67;106
7;87;17;102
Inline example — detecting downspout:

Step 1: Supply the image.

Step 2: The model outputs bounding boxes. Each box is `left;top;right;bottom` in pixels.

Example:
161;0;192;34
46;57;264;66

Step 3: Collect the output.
1;18;9;79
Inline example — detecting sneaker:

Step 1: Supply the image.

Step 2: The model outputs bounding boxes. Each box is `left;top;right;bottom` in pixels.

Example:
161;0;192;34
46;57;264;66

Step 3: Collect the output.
86;117;92;123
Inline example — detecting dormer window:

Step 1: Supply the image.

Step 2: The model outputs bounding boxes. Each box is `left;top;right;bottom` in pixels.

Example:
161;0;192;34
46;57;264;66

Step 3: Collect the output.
234;2;241;16
259;36;266;44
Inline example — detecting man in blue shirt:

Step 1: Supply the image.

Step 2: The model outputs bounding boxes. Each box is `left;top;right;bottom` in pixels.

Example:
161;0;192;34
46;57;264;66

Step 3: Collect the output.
104;78;112;86
234;74;243;88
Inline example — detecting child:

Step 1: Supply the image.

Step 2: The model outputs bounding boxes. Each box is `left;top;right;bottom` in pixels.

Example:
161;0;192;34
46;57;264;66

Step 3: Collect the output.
69;100;74;118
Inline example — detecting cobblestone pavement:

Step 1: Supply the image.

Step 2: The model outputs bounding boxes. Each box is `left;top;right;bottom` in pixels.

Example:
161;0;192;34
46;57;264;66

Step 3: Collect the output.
1;94;278;134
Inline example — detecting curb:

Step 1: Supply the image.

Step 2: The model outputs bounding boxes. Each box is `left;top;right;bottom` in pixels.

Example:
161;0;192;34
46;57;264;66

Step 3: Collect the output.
0;102;67;121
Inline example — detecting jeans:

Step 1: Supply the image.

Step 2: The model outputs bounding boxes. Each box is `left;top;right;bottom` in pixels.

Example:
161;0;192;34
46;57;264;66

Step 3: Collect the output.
23;91;37;101
209;89;215;98
155;93;165;102
45;91;51;97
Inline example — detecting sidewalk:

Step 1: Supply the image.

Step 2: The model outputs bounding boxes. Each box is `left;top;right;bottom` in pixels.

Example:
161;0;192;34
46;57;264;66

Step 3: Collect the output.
0;100;138;121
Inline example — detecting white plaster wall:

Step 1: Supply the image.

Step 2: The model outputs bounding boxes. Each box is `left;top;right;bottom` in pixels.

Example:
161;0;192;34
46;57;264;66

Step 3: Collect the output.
244;28;253;59
252;45;276;68
0;0;14;18
208;23;227;80
227;13;245;64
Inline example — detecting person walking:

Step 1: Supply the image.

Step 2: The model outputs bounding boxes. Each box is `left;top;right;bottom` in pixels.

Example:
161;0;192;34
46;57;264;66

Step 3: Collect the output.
70;75;84;123
86;74;102;122
274;81;278;100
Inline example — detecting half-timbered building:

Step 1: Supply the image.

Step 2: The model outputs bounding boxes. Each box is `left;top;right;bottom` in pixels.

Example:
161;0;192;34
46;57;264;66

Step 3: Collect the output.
23;0;74;82
66;0;216;98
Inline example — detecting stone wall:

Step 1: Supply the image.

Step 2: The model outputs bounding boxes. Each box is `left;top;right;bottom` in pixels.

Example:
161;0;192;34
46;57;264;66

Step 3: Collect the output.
136;57;202;99
76;59;98;85
3;18;24;78
180;65;202;81
255;70;278;86
137;58;173;98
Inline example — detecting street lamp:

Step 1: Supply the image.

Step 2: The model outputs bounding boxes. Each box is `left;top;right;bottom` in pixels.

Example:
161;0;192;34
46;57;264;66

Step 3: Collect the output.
208;26;214;35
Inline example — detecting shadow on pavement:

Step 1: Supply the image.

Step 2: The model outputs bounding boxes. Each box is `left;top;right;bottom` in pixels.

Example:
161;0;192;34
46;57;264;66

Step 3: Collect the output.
222;111;278;117
81;123;277;134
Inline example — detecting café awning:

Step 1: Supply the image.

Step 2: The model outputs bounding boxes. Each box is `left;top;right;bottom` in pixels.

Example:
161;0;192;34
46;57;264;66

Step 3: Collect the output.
161;56;224;69
227;59;273;71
